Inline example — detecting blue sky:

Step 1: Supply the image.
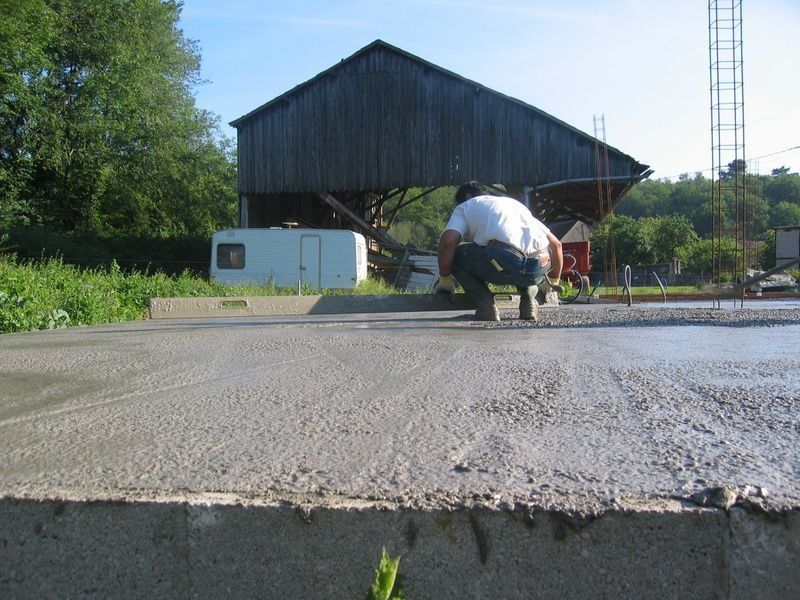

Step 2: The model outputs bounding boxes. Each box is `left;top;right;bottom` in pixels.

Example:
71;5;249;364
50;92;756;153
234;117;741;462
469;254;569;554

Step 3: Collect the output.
179;0;800;180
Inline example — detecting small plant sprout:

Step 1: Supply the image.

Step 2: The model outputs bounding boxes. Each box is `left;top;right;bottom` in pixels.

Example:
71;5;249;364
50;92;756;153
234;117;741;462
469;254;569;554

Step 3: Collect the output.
366;548;404;600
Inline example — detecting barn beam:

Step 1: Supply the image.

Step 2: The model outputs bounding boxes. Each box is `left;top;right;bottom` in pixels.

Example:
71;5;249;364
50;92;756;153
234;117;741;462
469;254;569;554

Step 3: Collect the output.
382;189;407;227
317;192;403;249
367;188;406;210
539;200;592;225
385;186;440;229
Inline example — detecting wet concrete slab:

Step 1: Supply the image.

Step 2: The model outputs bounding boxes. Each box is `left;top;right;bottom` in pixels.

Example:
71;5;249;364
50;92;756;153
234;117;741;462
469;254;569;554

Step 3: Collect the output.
1;305;799;597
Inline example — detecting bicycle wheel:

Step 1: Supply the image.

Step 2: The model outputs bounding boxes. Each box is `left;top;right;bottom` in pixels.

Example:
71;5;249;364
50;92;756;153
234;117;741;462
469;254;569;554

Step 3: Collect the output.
558;270;584;305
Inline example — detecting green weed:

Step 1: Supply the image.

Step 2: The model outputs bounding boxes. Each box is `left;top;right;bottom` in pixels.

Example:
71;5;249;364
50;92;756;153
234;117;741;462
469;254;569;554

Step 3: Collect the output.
366;548;404;600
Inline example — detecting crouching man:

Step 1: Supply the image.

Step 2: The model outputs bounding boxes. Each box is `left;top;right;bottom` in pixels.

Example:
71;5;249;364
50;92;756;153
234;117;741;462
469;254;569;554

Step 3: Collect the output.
435;181;563;322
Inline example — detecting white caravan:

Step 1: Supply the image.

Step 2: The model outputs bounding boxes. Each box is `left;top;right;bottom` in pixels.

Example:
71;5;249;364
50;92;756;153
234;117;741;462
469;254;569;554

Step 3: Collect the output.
210;228;368;289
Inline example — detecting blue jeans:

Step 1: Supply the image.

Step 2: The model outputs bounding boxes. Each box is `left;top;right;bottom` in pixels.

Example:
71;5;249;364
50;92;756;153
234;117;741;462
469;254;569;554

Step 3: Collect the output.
452;242;547;307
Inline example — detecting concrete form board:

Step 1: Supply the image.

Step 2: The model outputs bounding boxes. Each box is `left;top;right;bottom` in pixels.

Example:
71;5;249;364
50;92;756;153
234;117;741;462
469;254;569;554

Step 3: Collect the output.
3;497;798;599
0;498;189;598
184;504;728;599
148;293;479;319
147;292;562;320
728;508;800;599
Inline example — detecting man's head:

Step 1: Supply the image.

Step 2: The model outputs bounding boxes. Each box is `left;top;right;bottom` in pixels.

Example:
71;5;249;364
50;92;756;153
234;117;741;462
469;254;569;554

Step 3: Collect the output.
455;181;487;205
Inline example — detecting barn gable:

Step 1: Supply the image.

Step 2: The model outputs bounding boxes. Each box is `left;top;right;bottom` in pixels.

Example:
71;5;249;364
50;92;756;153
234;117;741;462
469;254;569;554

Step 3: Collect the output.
230;40;650;245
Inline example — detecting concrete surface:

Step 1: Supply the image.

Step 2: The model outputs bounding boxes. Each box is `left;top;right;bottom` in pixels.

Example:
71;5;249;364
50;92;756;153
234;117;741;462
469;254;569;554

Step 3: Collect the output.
1;304;799;598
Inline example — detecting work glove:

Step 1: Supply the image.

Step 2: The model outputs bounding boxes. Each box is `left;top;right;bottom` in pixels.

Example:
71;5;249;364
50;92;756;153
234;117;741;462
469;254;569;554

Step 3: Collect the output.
541;274;564;294
434;274;457;302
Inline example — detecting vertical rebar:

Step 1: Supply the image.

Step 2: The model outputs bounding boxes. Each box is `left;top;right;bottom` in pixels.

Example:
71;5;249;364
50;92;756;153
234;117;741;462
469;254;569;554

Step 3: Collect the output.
594;114;617;296
708;0;747;308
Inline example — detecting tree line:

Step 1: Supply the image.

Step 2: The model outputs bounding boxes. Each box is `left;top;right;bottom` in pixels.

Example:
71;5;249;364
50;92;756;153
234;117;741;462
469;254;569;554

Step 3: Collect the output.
598;165;799;272
617;165;800;236
0;0;236;249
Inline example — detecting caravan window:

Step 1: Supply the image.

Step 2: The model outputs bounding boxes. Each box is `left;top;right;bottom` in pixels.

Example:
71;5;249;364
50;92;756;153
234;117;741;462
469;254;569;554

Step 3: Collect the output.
217;244;245;269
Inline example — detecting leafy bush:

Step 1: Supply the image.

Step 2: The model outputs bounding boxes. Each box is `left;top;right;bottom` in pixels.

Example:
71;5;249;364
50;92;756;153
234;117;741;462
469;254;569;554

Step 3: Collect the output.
676;236;741;275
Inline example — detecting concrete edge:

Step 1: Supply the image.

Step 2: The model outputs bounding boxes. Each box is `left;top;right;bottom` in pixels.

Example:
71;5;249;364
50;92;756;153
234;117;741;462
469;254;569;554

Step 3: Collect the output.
1;494;797;598
148;291;561;320
148;294;479;319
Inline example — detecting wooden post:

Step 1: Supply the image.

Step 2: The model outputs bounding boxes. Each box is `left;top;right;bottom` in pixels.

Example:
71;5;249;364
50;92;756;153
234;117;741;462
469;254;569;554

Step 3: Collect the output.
384;189;408;228
317;192;403;249
239;195;249;228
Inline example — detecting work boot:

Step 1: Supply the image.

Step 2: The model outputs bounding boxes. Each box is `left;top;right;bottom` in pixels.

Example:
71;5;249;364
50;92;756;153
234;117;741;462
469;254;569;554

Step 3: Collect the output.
473;303;500;322
519;285;538;321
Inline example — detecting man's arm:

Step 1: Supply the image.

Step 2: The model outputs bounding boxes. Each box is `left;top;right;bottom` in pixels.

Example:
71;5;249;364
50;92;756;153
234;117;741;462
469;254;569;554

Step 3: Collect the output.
546;232;563;282
437;229;462;276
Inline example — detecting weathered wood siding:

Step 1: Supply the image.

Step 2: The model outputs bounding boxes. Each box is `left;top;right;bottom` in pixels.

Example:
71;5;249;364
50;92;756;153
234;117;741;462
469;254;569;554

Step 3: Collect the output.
235;44;645;195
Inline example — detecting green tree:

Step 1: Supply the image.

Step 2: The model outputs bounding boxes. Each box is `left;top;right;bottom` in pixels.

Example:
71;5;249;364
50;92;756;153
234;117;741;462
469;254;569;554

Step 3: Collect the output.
0;0;56;228
591;214;699;268
591;215;651;267
719;158;747;180
676;237;738;275
0;0;236;238
768;202;800;228
763;173;800;207
385;187;456;249
668;174;712;236
746;186;771;237
641;214;698;263
760;230;776;270
616;178;672;219
385;220;437;249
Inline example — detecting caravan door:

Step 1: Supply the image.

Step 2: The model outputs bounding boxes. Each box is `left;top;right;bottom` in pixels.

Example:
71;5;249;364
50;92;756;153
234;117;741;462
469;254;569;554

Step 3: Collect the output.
300;235;321;289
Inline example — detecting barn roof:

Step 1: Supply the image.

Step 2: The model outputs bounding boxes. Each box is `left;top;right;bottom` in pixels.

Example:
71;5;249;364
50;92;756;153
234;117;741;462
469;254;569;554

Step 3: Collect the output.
231;39;650;223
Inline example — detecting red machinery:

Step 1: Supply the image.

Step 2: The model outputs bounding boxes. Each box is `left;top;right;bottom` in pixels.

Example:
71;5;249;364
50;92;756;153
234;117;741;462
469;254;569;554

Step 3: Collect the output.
561;241;590;275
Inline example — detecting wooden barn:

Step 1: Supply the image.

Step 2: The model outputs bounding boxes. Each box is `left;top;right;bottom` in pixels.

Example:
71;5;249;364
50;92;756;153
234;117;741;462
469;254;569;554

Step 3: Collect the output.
230;39;650;259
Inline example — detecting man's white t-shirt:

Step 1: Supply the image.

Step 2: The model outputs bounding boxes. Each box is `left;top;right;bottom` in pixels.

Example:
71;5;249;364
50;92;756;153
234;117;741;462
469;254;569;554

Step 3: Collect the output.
444;195;551;256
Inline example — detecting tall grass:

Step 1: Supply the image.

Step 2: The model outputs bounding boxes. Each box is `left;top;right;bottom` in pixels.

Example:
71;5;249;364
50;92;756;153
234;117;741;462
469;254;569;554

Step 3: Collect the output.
0;256;400;334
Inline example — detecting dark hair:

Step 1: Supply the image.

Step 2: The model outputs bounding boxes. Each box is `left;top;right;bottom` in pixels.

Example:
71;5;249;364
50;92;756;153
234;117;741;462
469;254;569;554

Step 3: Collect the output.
455;181;487;204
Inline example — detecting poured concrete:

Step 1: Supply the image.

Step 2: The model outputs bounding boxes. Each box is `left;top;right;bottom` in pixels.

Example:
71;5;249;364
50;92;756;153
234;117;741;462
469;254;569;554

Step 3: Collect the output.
1;305;799;598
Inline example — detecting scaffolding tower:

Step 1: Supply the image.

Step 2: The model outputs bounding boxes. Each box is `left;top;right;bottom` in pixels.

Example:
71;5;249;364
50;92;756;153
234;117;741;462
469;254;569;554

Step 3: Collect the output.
594;114;617;295
708;0;747;307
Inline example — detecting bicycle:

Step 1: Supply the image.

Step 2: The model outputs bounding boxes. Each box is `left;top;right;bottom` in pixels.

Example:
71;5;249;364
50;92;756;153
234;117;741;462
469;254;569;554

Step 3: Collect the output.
557;252;585;305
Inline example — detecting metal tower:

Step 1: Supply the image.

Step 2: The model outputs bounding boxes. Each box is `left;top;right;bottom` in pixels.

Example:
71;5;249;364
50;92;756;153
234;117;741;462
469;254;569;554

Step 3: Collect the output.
708;0;747;307
594;114;617;295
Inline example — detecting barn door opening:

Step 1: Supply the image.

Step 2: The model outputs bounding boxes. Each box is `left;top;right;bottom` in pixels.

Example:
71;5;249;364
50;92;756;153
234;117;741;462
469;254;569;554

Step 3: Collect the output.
300;235;321;289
